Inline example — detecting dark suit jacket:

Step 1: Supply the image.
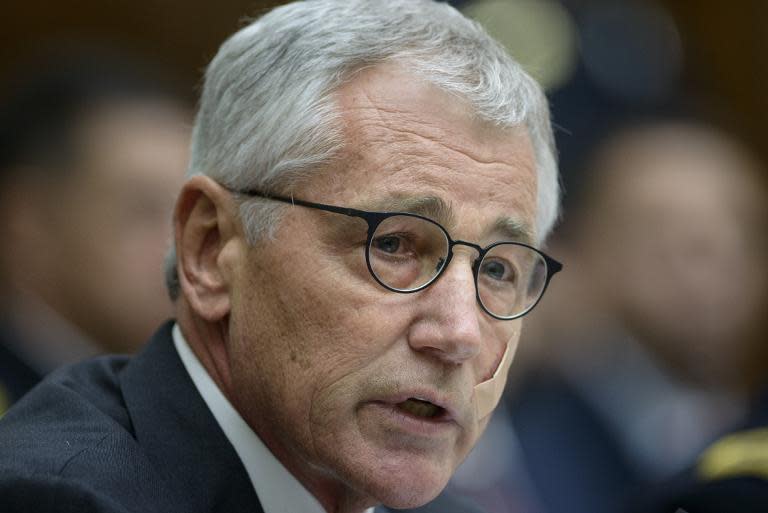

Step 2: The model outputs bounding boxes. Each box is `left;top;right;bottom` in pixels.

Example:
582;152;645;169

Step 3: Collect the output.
0;321;482;513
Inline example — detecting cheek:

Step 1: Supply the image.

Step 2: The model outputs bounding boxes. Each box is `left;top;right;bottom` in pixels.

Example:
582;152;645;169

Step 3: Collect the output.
229;249;403;409
474;319;520;385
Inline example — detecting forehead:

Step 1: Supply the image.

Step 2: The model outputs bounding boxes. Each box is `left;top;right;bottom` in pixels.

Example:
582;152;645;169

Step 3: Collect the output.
305;64;538;238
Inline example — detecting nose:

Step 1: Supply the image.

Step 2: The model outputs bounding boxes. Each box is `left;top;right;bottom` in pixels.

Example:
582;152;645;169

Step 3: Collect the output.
407;250;483;365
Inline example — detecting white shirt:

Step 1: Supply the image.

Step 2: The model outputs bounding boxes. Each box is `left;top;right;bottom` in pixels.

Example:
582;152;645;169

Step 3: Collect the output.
172;324;375;513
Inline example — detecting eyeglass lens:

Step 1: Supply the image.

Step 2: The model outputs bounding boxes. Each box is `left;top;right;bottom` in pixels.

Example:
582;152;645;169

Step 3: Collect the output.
368;215;449;291
367;214;549;319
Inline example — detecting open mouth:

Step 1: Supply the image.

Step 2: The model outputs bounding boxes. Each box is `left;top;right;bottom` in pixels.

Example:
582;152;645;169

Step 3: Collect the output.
396;398;445;419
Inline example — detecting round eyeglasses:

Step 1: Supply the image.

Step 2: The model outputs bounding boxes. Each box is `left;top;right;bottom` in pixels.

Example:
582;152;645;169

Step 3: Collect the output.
236;189;563;320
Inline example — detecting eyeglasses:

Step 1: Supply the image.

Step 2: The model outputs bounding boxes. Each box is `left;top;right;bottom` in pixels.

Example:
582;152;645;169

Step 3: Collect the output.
236;189;563;320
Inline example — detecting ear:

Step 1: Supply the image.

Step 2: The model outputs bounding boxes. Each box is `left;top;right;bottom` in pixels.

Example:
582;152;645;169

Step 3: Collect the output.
174;175;242;322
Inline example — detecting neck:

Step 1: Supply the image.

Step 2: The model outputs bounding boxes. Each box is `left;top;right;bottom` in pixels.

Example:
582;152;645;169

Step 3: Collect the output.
176;302;235;403
258;444;374;513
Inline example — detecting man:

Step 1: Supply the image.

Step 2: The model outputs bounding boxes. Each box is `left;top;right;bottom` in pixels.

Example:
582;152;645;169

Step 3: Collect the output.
592;123;768;513
0;1;561;512
505;120;768;513
0;54;190;411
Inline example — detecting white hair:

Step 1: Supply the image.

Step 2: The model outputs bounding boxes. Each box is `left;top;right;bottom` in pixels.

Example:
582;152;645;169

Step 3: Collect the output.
166;0;559;298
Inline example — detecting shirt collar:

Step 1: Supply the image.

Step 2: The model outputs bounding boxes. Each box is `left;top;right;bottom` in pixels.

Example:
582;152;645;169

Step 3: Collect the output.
172;323;374;513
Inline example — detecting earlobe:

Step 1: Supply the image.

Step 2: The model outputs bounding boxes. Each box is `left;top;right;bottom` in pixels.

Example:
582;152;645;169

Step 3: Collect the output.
174;176;240;322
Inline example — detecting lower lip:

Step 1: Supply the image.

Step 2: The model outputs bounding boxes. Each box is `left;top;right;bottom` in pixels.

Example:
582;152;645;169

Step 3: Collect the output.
363;401;457;438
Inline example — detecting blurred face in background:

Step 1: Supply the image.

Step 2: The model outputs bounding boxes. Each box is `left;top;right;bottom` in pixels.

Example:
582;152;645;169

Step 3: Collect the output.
585;126;768;388
8;100;189;352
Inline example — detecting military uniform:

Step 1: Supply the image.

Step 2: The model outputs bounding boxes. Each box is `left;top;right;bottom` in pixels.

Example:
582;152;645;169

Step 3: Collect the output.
633;390;768;513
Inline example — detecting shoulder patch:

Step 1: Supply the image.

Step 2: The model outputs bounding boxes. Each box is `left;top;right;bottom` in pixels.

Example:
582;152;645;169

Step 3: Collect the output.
697;428;768;481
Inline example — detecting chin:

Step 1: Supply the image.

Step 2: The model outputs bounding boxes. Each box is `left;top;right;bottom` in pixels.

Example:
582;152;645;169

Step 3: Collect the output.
378;488;445;510
371;482;447;510
354;455;453;509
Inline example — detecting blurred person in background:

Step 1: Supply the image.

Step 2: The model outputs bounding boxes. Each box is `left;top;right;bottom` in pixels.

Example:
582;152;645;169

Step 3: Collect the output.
0;53;190;413
612;128;768;511
467;120;768;513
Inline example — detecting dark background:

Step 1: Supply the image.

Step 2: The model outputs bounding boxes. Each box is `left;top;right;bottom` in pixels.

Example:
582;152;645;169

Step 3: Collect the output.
3;0;765;194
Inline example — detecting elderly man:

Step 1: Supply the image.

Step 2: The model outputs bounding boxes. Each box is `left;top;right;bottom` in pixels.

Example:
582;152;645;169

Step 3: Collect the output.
0;1;561;512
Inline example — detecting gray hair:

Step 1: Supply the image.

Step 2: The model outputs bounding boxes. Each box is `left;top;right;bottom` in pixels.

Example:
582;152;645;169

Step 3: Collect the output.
165;0;559;299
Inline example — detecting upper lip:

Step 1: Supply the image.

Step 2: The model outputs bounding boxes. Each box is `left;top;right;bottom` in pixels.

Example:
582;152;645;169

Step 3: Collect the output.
373;388;463;424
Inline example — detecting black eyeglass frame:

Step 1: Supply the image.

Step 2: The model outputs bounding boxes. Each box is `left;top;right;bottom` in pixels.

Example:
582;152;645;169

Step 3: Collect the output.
236;188;563;320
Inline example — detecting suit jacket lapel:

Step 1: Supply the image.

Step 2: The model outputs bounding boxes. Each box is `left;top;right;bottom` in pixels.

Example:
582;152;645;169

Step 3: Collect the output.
120;321;263;513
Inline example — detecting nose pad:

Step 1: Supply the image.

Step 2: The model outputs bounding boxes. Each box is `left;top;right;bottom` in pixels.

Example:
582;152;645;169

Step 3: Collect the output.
435;256;446;274
434;251;481;284
441;243;482;292
435;249;475;292
470;256;481;281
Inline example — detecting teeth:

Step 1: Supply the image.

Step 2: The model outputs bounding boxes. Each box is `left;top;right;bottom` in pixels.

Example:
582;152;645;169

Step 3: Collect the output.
397;398;441;418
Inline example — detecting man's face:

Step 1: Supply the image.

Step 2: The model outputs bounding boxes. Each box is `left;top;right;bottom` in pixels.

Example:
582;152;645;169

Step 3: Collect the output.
593;140;768;386
225;66;537;508
50;102;189;351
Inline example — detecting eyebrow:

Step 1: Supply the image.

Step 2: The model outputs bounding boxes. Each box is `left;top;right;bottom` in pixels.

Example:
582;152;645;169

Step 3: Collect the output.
358;194;536;245
492;217;536;245
358;195;457;228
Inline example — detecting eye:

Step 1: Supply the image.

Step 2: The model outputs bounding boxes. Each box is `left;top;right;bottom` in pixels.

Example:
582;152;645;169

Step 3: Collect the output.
480;258;514;282
372;234;405;254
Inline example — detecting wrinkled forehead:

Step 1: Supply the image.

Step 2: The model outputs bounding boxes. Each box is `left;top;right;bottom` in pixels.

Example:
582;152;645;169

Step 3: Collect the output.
308;65;539;240
336;63;531;167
